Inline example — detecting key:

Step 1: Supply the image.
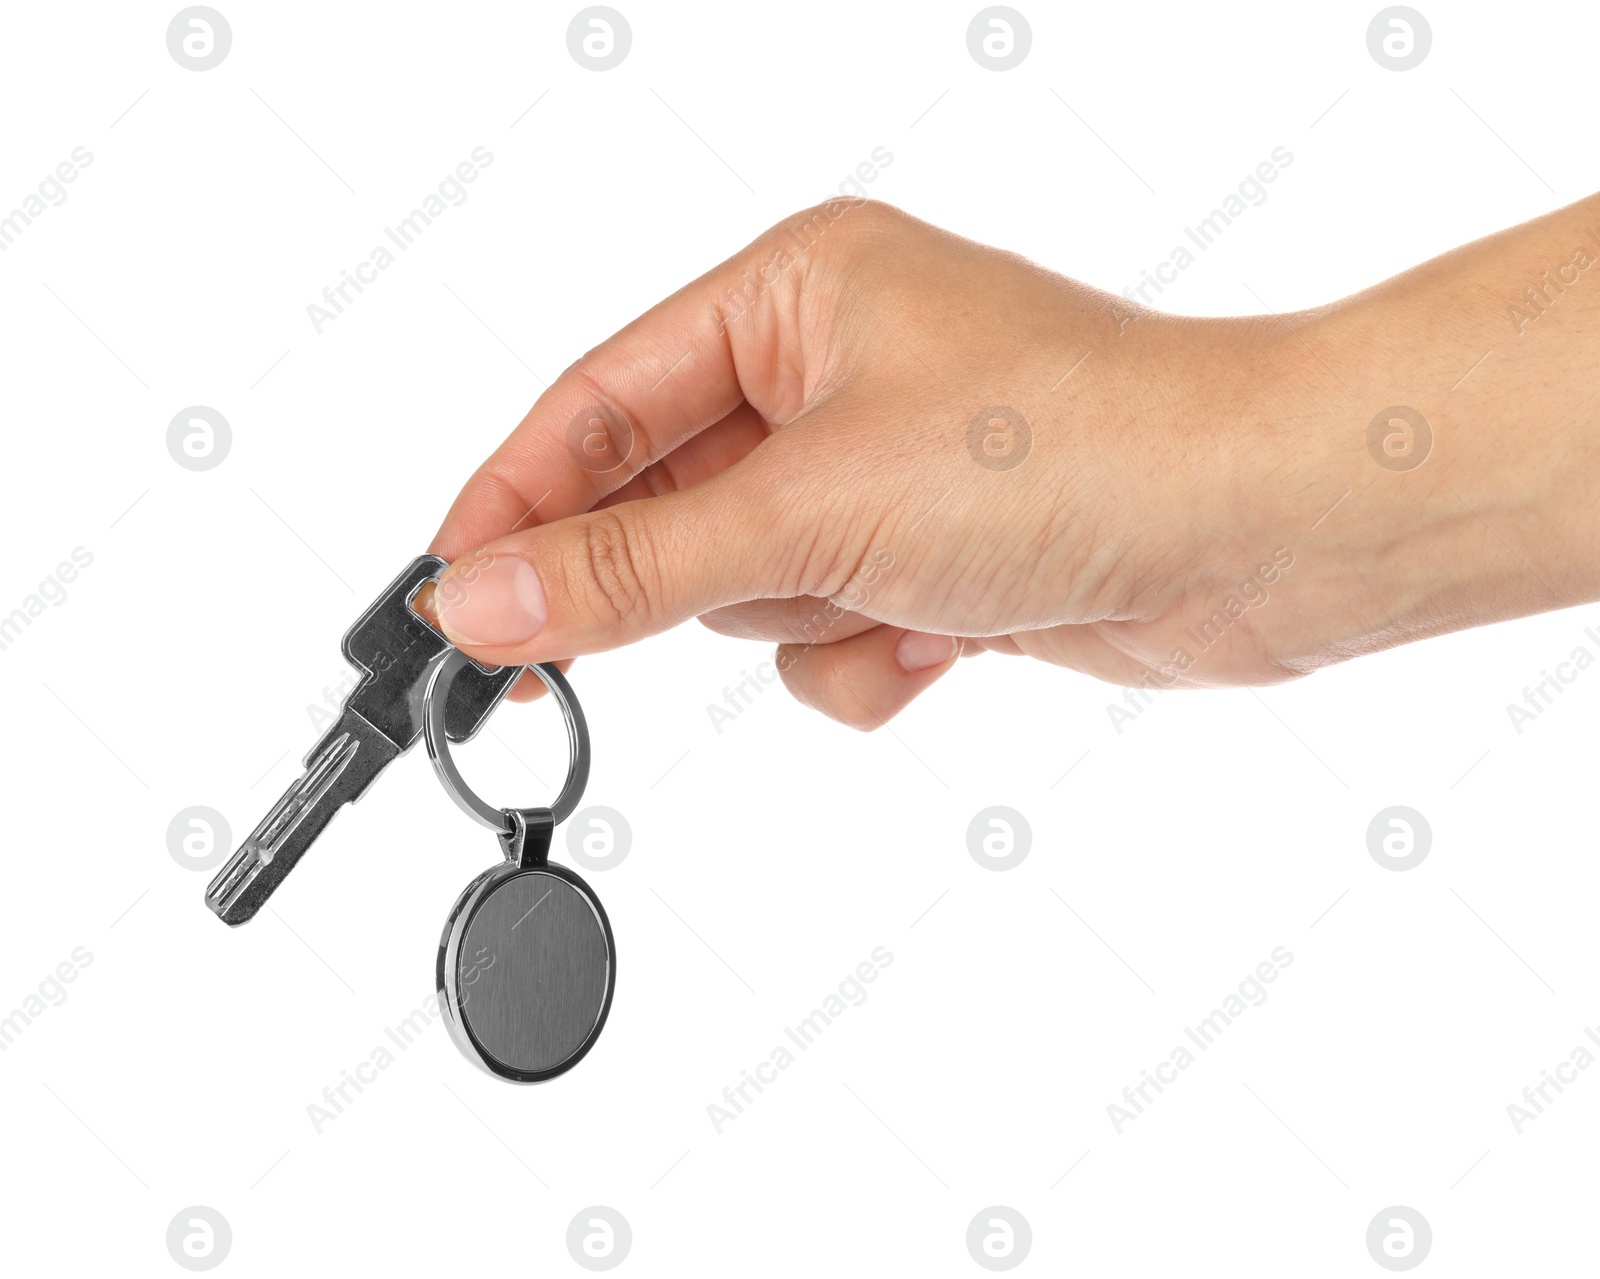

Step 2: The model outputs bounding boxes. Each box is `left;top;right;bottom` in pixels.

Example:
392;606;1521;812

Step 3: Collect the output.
205;555;519;926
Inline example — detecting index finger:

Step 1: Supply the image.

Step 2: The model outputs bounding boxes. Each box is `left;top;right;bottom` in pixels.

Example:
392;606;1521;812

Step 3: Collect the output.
429;200;866;560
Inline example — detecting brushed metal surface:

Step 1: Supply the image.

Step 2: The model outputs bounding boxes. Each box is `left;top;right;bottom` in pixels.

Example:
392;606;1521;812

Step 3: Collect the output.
457;870;611;1074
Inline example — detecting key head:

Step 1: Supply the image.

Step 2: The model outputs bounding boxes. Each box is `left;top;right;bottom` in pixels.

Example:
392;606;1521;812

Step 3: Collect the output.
342;555;517;747
439;862;615;1083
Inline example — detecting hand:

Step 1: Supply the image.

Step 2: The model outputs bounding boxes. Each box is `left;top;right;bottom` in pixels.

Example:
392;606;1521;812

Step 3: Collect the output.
429;198;1600;726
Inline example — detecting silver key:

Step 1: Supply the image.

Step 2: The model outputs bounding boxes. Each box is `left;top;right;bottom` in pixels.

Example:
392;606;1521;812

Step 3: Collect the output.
205;555;519;926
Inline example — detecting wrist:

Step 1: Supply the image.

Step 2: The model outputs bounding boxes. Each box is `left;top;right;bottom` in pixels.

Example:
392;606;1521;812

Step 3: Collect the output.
1245;275;1600;673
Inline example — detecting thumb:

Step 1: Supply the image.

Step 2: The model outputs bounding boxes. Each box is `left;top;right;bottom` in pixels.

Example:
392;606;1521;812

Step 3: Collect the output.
432;464;794;665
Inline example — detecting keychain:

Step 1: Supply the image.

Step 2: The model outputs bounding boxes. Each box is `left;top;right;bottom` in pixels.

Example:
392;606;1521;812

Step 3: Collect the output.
206;557;616;1084
422;649;616;1083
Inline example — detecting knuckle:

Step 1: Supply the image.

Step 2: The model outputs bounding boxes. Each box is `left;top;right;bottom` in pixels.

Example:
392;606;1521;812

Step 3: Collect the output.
478;464;551;532
559;366;644;476
745;439;871;600
839;197;902;234
782;524;883;608
579;511;652;624
766;197;896;271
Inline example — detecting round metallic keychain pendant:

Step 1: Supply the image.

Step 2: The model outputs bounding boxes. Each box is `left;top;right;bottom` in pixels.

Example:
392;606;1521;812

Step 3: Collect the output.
438;819;615;1082
424;653;616;1084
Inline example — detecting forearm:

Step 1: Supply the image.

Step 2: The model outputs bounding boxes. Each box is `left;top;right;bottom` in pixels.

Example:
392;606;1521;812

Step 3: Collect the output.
1243;193;1600;669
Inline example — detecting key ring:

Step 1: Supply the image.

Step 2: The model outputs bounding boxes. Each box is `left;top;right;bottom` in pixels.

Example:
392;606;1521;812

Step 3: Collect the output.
422;649;590;833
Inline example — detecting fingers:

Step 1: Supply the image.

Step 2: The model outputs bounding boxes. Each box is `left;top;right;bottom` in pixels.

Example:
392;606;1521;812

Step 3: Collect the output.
699;595;880;644
413;584;573;702
431;204;860;560
431;451;800;666
777;625;960;730
1009;622;1179;687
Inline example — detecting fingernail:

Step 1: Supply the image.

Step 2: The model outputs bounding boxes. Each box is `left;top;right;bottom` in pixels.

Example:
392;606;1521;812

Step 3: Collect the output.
435;554;547;646
895;630;958;672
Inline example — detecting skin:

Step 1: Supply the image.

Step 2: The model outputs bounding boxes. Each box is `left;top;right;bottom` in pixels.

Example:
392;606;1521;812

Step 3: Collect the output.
424;195;1600;728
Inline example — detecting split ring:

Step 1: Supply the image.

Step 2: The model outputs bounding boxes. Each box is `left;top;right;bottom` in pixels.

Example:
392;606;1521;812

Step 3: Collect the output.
422;649;590;832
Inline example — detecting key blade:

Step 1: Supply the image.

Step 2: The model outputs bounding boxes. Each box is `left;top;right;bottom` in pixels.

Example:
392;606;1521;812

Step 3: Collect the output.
206;709;399;926
205;556;517;928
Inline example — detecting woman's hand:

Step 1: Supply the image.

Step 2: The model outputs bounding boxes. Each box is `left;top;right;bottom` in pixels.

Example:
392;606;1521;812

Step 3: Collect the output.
429;197;1600;726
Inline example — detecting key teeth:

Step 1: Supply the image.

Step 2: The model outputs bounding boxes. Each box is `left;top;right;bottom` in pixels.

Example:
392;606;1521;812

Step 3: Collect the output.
204;730;367;927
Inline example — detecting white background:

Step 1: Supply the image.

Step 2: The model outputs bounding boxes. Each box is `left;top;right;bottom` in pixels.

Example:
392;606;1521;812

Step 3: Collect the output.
1;0;1596;1273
